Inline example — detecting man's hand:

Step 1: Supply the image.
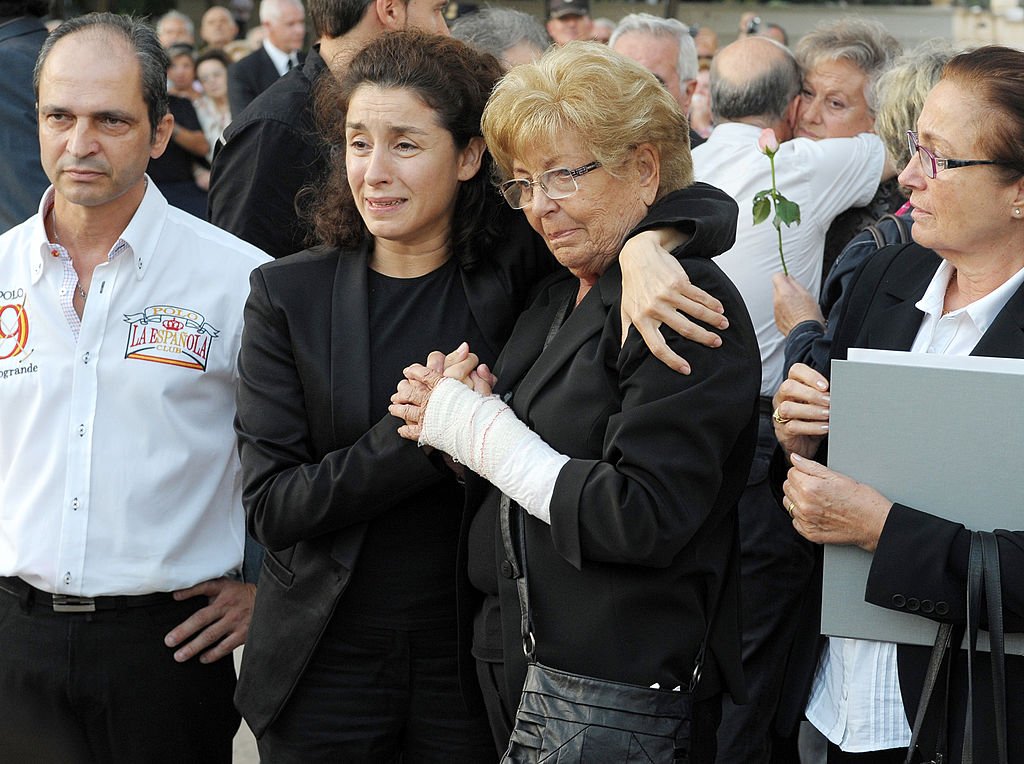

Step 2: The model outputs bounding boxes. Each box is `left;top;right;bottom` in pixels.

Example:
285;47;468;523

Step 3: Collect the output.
164;577;255;664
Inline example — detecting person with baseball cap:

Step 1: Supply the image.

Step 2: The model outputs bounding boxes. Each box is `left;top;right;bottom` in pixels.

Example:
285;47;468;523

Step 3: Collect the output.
546;0;592;45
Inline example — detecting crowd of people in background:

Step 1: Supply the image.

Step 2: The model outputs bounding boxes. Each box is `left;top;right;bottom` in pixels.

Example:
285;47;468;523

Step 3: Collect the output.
0;1;1021;763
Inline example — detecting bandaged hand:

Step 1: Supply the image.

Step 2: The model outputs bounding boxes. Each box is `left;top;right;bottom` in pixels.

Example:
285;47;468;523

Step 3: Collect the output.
390;366;567;523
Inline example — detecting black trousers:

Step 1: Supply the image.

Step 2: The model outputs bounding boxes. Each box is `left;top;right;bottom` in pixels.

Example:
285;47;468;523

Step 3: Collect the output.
258;618;496;763
716;410;818;764
0;585;238;764
827;743;912;763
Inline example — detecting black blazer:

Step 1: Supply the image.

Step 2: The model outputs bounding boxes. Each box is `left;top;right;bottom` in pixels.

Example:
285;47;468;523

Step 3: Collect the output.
783;242;1024;761
228;46;298;116
210;48;326;259
232;189;721;736
471;191;761;711
232;224;544;736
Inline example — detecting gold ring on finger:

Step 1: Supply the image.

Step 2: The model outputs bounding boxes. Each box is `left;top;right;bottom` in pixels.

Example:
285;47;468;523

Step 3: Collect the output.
772;407;791;425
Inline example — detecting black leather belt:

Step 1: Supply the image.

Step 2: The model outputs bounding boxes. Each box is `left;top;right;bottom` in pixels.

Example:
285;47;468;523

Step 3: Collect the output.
0;576;175;613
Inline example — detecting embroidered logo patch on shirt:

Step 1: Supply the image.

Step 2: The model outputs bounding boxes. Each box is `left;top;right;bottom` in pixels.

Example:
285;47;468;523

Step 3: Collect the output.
124;305;219;371
0;287;31;362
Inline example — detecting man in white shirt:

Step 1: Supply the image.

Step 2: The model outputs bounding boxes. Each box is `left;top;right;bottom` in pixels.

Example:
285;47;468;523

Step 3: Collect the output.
0;14;271;763
228;0;306;114
690;35;885;764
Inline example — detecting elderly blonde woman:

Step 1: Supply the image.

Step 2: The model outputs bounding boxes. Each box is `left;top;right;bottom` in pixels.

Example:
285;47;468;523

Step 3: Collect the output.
392;41;761;760
774;46;1024;762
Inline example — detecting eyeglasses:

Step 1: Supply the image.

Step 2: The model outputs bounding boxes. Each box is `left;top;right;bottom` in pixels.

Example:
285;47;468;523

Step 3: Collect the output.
907;131;1005;179
499;161;602;209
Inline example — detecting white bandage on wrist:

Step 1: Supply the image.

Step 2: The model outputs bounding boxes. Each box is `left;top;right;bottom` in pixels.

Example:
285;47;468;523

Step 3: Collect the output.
419;377;568;524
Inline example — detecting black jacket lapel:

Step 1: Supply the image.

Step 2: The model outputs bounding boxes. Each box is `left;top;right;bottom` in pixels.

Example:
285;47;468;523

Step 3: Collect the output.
511;280;606;415
860;251;937;352
973;280;1024;358
329;243;373;447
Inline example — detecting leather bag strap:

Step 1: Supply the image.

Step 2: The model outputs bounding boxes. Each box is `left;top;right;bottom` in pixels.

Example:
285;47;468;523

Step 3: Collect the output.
961;532;984;764
497;289;574;661
906;531;1007;764
904;620;955;764
980;531;1007;764
499;492;534;660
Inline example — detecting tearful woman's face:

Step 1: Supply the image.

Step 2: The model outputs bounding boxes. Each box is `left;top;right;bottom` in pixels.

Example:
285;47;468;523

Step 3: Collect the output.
345;85;482;253
512;133;657;282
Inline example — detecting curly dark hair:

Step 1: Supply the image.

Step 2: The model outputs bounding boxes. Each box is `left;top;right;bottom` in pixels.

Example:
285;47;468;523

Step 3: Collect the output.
303;30;505;270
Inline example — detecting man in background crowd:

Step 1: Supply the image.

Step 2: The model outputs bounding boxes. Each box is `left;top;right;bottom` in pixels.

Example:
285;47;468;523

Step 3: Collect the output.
450;6;549;69
591;16;613;43
156;8;195;47
200;5;240;50
228;0;306;114
0;0;49;233
610;13;704;147
546;0;592;45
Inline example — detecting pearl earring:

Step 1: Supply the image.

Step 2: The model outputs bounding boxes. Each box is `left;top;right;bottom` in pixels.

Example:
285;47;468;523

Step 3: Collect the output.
1016;208;1022;217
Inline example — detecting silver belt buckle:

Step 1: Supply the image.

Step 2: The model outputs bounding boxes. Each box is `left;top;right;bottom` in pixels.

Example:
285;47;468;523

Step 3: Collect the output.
51;594;96;613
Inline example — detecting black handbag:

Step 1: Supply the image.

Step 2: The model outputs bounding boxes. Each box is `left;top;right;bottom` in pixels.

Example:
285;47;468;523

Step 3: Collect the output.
498;494;712;763
904;530;1007;764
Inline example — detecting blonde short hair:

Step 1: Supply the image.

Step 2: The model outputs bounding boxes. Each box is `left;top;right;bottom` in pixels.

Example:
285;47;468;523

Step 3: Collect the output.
873;39;954;169
482;41;693;199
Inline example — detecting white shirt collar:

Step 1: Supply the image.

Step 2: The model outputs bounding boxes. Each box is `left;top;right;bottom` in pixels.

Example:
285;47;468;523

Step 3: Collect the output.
915;258;1024;335
262;38;296;76
30;177;169;286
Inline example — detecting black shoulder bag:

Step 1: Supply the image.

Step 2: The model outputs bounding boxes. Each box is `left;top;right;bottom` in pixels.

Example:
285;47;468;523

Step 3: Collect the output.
904;530;1007;764
498;493;714;763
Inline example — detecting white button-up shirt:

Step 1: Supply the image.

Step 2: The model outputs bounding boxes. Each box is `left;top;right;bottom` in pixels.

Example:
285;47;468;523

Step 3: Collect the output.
693;124;884;396
0;180;271;596
805;257;1024;751
263;39;298;77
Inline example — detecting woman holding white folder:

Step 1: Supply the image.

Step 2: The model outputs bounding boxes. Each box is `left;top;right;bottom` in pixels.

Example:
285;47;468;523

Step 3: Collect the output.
771;46;1024;764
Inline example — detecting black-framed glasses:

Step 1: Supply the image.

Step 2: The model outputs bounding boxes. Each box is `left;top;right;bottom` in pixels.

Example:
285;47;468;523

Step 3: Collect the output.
499;161;602;209
907;131;1005;179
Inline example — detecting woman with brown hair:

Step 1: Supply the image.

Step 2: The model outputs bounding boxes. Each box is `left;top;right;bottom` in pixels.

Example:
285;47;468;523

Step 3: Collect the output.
234;31;731;760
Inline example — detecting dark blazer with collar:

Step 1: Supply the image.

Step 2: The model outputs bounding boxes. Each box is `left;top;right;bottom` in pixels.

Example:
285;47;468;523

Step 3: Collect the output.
211;48;325;259
232;221;544;736
0;15;49;232
780;241;1024;761
470;187;761;712
232;190;717;736
228;45;300;117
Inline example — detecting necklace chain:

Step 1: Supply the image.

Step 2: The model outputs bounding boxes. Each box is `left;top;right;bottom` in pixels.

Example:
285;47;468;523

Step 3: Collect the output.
51;206;87;301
